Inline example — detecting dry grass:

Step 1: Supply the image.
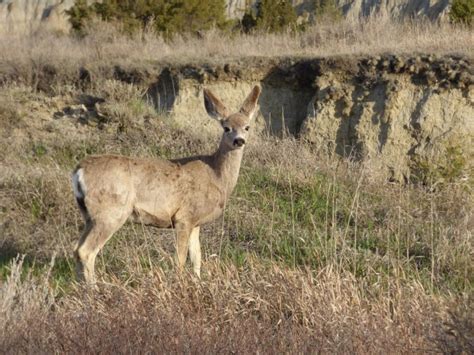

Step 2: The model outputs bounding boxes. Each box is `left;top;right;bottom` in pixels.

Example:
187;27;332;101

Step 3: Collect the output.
3;256;470;353
0;76;472;352
0;17;472;86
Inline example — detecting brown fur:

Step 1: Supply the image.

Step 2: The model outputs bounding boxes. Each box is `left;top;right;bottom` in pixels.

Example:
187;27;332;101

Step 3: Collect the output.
73;86;261;284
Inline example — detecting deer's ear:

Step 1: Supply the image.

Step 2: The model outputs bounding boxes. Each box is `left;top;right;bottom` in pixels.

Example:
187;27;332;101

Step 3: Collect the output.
203;89;229;121
239;85;261;120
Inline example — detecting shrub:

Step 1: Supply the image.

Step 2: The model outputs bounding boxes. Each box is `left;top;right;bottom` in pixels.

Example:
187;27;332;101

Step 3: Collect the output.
241;0;298;33
67;0;90;32
450;0;474;25
409;143;469;186
67;0;230;36
314;0;343;22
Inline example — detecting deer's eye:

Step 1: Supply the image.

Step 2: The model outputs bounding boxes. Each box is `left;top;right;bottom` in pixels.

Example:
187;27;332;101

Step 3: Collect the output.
224;126;231;133
245;126;250;131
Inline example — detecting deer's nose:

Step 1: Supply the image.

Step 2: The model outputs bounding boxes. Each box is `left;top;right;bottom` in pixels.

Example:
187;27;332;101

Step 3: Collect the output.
233;138;246;147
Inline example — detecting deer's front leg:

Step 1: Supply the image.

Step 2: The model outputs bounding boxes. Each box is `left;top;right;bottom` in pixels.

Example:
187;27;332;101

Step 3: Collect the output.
175;222;191;271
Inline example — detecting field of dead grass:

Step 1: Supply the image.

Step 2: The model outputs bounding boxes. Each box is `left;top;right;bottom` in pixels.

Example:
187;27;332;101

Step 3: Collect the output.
0;19;473;353
0;16;473;88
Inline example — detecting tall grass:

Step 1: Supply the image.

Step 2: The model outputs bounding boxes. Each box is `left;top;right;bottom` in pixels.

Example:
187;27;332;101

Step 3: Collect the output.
0;17;472;82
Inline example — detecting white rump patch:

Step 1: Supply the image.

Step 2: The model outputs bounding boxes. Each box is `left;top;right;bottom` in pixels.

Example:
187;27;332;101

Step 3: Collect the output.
72;168;87;199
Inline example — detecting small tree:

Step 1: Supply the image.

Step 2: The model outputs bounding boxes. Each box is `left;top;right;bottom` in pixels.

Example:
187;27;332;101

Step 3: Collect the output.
67;0;93;32
161;0;229;35
241;0;298;33
314;0;342;23
450;0;474;26
241;9;257;33
257;0;297;32
67;0;230;36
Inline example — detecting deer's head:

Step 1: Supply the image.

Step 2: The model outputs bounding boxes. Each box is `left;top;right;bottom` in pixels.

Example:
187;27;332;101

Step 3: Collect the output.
204;85;261;150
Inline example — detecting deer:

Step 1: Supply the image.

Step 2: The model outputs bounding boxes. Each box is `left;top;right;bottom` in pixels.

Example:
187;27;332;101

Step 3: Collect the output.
71;85;261;285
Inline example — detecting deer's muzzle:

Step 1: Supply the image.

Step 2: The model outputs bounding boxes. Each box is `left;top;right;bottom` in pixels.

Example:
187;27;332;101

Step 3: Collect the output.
233;138;245;147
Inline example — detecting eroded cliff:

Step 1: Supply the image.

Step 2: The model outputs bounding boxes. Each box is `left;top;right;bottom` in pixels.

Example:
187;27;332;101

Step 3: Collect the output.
143;55;472;182
0;51;471;182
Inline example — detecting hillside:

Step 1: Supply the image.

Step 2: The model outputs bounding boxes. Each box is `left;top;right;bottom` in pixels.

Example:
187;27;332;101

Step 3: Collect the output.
0;16;473;354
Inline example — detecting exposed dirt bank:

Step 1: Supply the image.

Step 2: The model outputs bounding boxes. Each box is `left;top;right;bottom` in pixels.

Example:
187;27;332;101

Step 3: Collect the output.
1;54;472;182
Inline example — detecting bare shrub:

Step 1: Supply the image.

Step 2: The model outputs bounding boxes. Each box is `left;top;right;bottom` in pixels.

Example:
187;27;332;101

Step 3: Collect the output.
432;295;474;354
0;257;54;352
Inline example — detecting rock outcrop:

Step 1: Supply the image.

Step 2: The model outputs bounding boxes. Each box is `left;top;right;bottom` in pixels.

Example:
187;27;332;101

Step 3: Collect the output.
0;0;75;34
335;0;451;21
300;55;473;181
0;51;470;181
142;55;473;182
226;0;452;20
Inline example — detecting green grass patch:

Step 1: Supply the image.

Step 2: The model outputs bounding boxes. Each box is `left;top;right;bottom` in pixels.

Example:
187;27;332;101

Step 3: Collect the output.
0;254;75;293
221;166;473;294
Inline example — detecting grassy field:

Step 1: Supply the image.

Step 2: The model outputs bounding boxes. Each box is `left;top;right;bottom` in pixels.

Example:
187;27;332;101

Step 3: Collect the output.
1;19;473;353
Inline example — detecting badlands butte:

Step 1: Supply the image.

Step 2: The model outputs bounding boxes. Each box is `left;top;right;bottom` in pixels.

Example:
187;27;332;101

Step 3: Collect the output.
3;54;472;183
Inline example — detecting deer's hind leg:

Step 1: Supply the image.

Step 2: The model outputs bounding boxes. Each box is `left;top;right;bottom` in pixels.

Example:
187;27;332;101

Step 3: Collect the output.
74;208;131;285
188;226;201;277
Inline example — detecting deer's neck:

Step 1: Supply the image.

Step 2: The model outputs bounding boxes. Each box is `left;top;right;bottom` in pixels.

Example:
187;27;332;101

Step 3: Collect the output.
212;142;244;197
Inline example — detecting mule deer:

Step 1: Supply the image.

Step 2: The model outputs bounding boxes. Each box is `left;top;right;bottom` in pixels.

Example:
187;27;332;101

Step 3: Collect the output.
72;85;261;284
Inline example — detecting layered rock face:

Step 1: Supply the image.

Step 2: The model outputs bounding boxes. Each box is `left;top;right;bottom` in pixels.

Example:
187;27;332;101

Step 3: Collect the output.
0;0;75;34
224;0;452;20
0;0;454;35
299;56;473;181
144;56;472;181
335;0;451;20
10;54;466;181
